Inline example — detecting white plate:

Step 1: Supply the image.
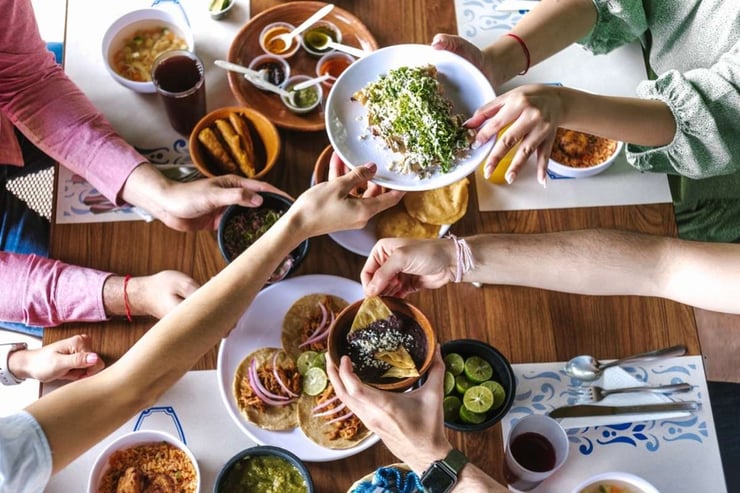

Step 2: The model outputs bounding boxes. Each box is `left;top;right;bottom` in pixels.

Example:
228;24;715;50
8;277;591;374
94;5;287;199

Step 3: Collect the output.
326;44;496;191
217;274;379;462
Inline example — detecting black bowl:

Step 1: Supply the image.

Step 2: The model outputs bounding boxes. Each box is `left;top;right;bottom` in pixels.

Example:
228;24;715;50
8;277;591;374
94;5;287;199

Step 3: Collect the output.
217;192;309;280
214;445;314;493
441;339;516;432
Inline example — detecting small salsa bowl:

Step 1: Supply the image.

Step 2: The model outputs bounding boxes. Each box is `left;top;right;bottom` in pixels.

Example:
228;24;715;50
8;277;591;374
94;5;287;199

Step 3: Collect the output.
87;430;200;493
214;445;314;493
208;0;236;20
440;339;516;432
316;52;355;88
547;128;623;178
189;106;280;179
572;471;659;493
281;75;324;114
102;8;194;93
259;21;301;58
300;20;342;57
327;296;436;392
217;192;309;282
248;53;291;87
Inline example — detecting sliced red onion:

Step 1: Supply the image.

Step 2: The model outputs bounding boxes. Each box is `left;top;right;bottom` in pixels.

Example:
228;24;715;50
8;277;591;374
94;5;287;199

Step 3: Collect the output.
272;351;298;398
312;395;340;413
313;401;347;418
248;358;295;406
327;410;354;425
299;302;330;348
299;307;335;348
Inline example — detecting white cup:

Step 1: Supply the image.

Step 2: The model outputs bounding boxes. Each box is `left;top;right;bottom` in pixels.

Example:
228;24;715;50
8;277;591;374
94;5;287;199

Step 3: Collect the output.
503;414;569;491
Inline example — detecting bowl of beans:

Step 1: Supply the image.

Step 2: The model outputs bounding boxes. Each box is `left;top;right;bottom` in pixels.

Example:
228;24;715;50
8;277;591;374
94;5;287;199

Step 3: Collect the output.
102;8;194;93
547;128;623;178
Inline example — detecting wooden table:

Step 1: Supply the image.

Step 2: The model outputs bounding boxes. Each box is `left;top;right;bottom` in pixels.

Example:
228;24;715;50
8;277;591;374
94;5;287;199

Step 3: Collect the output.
46;1;700;490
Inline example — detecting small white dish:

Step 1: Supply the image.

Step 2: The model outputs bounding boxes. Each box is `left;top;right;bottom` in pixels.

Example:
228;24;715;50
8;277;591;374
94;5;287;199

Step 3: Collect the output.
548;140;624;179
572;471;660;493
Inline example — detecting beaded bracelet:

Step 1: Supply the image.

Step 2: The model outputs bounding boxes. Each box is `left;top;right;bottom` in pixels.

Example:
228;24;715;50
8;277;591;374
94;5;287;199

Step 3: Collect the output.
123;274;133;322
506;32;531;75
447;234;476;283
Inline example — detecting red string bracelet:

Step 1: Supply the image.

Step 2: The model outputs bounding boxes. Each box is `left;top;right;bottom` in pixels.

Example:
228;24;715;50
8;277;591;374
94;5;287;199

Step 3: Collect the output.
506;33;531;75
123;274;133;322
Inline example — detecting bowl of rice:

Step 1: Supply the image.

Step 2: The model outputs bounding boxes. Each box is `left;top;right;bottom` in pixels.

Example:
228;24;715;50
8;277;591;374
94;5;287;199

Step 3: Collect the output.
547;128;623;178
87;429;200;493
102;8;194;93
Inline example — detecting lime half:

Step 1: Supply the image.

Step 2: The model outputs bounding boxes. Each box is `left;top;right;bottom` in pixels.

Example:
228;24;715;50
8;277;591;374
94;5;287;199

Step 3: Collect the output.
455;374;474;394
463;356;493;384
463;385;494;414
303;367;328;396
443;371;455;395
297;350;319;375
459;405;487;425
443;395;462;422
481;380;506;409
444;353;465;376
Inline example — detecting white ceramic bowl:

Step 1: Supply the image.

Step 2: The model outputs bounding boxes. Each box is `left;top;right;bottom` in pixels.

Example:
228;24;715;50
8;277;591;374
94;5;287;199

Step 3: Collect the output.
87;430;200;493
102;8;194;93
547;139;623;178
572;471;659;493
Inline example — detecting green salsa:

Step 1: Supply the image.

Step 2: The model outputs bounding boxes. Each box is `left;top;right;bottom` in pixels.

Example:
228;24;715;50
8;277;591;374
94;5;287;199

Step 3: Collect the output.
289;84;320;109
219;455;308;493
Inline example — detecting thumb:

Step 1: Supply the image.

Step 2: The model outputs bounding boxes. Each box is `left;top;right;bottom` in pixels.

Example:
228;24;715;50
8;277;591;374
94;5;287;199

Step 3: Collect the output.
365;253;407;296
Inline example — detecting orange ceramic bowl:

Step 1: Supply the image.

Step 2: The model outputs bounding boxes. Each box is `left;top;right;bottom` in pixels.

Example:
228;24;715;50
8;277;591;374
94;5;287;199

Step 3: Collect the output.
189;106;280;180
327;297;436;392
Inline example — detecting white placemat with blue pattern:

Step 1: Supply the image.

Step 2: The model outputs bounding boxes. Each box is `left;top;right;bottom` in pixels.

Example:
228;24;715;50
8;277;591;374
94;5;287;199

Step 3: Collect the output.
502;355;726;492
455;0;672;211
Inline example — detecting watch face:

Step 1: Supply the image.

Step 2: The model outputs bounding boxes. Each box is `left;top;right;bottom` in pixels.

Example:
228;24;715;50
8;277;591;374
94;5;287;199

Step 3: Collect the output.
421;463;457;493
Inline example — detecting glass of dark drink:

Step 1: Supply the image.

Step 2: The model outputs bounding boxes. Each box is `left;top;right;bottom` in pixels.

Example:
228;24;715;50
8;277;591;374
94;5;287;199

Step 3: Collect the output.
151;50;206;136
503;414;569;491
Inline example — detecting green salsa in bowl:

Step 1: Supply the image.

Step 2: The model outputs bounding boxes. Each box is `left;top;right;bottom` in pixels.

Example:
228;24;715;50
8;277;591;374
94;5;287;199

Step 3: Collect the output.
214;445;314;493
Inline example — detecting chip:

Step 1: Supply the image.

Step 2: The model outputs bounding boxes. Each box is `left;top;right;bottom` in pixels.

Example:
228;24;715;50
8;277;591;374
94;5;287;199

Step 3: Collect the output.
376;204;440;239
402;178;469;225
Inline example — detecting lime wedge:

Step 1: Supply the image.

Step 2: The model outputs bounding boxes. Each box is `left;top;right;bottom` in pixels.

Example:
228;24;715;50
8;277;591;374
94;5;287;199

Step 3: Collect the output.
444;353;465;376
297;350;319;375
310;351;326;371
463;385;494;414
303;367;328;396
459;405;487;425
454;374;474;394
443;371;455;396
443;395;462;422
463;355;493;384
480;380;506;409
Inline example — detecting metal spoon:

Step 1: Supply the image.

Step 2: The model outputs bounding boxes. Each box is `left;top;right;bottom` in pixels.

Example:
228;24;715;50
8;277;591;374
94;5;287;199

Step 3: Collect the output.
268;3;334;54
306;31;369;58
564;345;687;381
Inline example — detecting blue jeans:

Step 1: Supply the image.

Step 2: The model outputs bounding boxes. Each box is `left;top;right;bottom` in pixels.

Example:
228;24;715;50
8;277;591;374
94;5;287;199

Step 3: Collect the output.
0;131;53;337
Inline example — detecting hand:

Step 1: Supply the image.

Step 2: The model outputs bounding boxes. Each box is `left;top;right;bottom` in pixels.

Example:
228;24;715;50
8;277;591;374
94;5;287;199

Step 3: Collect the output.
8;334;105;383
327;152;385;198
431;33;497;89
288;163;404;238
466;84;564;185
362;238;455;297
128;270;200;319
327;346;452;475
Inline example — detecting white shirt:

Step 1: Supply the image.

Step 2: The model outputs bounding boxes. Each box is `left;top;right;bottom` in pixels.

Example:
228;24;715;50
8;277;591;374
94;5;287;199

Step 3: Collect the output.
0;411;52;493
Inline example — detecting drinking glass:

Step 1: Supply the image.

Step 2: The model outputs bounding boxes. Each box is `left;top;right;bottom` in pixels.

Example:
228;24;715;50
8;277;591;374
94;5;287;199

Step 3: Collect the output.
503;414;569;491
151;49;206;135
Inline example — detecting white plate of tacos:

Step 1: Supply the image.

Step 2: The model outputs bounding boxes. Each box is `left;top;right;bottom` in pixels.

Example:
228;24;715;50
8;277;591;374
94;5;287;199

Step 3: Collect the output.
217;274;379;462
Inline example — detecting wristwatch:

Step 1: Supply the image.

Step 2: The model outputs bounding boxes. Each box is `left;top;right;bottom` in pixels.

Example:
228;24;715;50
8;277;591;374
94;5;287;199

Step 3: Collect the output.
420;448;469;493
0;342;27;386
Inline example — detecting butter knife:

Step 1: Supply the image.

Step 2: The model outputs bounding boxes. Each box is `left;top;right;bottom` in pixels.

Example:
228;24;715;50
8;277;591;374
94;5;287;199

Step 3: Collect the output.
549;401;700;418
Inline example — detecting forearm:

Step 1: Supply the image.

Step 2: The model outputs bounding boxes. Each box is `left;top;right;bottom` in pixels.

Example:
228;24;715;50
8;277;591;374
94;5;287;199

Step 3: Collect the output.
484;0;597;87
26;213;306;472
463;230;740;314
118;162;170;214
561;88;677;146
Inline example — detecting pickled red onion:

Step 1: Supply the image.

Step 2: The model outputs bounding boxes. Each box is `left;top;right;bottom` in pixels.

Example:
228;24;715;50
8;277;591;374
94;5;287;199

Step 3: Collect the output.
313;401;347;418
327;410;354;425
248;357;296;406
272;351;298;398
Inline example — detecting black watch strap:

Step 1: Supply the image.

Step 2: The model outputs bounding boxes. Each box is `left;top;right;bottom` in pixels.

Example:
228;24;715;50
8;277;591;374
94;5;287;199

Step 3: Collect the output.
442;449;468;474
420;448;469;493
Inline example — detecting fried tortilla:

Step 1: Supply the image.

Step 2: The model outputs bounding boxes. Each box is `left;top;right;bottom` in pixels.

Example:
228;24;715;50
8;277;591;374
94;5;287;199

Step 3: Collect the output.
350;296;393;333
228;112;257;177
377;346;419;378
282;294;349;359
197;127;237;174
376;204;440;240
297;385;372;449
232;347;300;430
214;118;253;178
402;178;469;225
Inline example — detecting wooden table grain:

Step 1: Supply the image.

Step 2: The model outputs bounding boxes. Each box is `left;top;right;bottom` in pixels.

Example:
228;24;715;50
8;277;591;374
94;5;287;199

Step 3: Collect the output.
46;1;700;490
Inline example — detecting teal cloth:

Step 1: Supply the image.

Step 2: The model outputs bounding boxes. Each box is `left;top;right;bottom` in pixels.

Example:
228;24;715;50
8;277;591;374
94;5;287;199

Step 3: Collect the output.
579;0;740;242
350;466;424;493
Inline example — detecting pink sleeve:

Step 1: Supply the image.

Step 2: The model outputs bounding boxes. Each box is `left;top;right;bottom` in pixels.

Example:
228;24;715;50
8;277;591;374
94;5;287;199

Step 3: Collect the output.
0;0;145;205
0;252;111;327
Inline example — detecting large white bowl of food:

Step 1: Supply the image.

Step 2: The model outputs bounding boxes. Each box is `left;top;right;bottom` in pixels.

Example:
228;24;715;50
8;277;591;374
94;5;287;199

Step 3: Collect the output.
102;8;194;93
572;471;660;493
87;429;200;493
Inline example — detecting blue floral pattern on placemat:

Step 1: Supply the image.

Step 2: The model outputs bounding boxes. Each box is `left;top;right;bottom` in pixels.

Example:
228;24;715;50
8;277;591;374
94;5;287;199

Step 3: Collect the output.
506;360;710;457
456;0;526;46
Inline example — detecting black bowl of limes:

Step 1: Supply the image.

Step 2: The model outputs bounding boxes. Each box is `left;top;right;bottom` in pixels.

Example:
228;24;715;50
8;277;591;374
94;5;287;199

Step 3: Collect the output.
441;339;516;432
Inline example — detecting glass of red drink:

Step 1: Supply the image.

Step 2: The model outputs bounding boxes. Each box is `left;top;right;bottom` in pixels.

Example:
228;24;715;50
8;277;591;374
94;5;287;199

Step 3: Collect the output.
503;414;569;491
151;50;206;136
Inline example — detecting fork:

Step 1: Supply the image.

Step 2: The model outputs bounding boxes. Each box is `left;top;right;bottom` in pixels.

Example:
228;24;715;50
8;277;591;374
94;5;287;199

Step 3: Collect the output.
576;382;692;402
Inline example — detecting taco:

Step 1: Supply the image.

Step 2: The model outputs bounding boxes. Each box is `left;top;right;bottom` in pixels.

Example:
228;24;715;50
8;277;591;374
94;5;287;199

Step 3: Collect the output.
282;294;349;359
297;384;372;449
232;347;301;430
